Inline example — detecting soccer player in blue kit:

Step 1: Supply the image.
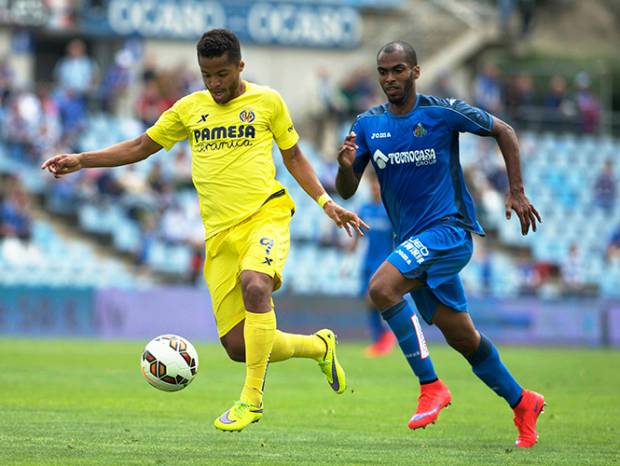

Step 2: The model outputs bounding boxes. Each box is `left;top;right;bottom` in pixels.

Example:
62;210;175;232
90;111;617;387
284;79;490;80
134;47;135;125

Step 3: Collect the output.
336;41;545;447
350;170;397;356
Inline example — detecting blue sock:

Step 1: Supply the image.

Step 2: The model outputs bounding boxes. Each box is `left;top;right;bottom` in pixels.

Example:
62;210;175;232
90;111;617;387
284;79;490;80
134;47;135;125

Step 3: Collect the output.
381;301;437;384
368;308;386;342
466;333;523;407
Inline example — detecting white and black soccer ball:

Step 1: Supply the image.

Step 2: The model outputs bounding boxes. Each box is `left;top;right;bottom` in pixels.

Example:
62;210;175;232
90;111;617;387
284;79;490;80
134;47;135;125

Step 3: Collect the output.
140;334;199;392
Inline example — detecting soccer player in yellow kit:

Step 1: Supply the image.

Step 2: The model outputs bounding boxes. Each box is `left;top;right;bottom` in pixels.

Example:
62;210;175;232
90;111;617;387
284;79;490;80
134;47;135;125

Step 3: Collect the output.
42;29;368;432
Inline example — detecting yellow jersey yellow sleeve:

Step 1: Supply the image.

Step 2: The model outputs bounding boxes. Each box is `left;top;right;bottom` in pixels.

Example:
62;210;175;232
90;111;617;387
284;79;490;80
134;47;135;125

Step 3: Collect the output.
268;90;299;151
146;99;188;151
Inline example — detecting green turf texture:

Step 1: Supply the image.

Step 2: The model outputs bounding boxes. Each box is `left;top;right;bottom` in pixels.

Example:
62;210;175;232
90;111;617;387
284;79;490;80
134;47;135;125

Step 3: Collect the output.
1;339;618;465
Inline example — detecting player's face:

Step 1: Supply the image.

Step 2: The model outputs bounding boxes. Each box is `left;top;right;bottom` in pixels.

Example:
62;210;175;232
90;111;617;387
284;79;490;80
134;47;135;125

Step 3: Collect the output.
377;52;419;106
198;53;245;104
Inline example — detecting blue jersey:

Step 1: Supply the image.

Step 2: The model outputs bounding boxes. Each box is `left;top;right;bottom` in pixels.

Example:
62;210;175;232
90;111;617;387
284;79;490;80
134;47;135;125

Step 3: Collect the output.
351;94;492;243
359;201;393;273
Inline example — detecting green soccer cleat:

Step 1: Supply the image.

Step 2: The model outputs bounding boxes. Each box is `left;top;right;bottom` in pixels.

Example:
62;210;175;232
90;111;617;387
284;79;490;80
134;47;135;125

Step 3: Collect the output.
213;400;263;432
315;329;346;394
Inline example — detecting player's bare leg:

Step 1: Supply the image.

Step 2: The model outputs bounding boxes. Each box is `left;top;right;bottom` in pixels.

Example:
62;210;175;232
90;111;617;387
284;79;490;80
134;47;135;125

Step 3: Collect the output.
368;262;449;430
433;304;545;447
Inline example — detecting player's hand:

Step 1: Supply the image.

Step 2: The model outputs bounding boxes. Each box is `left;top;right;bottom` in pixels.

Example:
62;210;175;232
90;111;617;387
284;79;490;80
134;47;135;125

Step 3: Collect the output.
324;200;369;237
505;190;542;235
337;131;357;169
41;154;83;178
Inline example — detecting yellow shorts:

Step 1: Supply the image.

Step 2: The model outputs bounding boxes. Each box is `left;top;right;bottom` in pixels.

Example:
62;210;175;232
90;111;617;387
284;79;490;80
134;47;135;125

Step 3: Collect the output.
204;190;295;337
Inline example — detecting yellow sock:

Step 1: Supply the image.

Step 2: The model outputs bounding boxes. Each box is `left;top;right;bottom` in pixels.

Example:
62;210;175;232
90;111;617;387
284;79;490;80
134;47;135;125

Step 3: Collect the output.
240;310;276;407
270;330;326;362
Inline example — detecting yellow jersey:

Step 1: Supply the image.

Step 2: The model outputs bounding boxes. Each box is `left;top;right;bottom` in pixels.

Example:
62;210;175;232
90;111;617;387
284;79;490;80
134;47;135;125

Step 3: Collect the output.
146;81;299;240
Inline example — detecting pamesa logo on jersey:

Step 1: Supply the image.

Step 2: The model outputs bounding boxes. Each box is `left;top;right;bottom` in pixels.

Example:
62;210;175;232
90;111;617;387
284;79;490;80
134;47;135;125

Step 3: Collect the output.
373;148;437;169
193;111;257;150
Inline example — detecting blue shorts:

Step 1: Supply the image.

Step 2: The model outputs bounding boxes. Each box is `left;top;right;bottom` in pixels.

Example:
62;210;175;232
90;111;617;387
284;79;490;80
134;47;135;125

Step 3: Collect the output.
387;224;473;324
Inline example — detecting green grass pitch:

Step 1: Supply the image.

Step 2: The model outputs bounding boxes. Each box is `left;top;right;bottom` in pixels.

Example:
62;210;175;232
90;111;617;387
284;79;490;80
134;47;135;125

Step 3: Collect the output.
1;339;619;465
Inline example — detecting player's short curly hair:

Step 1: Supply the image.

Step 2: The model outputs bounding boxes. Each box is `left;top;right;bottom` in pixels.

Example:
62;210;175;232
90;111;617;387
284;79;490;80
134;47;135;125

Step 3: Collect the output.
377;41;417;67
196;29;241;63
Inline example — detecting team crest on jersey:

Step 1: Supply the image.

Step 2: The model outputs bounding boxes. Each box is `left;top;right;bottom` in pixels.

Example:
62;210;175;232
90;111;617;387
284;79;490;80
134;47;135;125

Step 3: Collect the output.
413;123;427;137
239;109;256;123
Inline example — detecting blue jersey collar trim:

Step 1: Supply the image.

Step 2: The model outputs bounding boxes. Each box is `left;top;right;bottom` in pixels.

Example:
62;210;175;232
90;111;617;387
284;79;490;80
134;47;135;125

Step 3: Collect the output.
386;93;420;118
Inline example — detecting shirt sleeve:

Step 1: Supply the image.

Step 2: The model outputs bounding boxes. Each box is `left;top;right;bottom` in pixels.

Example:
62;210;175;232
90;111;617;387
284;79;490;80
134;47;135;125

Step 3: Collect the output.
146;101;188;151
268;90;299;151
351;117;370;175
443;99;493;136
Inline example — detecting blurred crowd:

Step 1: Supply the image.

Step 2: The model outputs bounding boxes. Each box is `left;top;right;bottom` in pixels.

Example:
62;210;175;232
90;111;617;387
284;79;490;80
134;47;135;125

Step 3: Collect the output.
0;39;202;167
0;39;617;296
470;63;602;134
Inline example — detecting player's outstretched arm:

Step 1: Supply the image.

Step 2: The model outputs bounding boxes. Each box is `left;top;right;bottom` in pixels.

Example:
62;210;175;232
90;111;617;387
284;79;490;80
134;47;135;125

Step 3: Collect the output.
41;133;162;178
336;132;362;199
490;116;542;235
281;143;369;237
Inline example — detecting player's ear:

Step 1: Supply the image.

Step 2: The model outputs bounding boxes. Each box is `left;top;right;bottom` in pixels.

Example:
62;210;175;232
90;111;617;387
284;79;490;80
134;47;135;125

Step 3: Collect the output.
412;64;420;80
239;60;245;73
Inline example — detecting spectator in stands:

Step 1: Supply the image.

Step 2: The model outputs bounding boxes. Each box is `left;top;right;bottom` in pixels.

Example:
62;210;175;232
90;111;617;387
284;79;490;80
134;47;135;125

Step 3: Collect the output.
53;39;98;138
34;83;62;160
574;72;601;134
0;56;14;107
515;251;539;296
308;67;346;155
543;75;575;130
172;145;193;186
544;75;568;110
472;63;503;115
340;65;378;119
147;160;167;194
98;49;133;115
504;73;534;128
0;174;32;239
560;243;586;296
3;90;43;163
135;78;168;127
606;224;620;263
94;171;124;199
429;70;458;99
593;159;616;213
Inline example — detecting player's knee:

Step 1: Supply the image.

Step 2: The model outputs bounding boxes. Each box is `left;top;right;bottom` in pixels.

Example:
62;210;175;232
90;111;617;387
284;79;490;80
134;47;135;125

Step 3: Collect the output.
368;277;398;309
222;341;246;362
242;279;271;310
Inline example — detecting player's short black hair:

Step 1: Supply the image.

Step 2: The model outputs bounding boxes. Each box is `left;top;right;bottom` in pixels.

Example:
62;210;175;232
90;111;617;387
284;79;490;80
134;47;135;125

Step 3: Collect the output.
377;41;417;67
196;29;241;63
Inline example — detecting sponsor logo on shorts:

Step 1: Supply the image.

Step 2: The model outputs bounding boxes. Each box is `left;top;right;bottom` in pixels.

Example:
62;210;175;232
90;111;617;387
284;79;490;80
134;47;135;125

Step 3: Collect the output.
400;238;429;265
260;237;274;266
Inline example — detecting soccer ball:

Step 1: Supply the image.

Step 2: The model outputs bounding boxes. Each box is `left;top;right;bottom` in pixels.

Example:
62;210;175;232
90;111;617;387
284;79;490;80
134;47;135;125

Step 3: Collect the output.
140;334;199;392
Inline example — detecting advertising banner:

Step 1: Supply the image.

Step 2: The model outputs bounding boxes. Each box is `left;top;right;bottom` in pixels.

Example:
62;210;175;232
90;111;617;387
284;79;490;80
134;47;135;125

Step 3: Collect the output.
80;0;362;48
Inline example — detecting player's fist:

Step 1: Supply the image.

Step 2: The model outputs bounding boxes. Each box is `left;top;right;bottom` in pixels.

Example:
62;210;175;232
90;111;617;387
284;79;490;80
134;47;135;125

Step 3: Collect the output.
337;132;357;169
41;154;83;178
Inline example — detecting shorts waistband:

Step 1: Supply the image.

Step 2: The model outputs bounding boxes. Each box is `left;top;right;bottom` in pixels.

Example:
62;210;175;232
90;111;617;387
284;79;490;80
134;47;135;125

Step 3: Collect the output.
262;188;286;206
